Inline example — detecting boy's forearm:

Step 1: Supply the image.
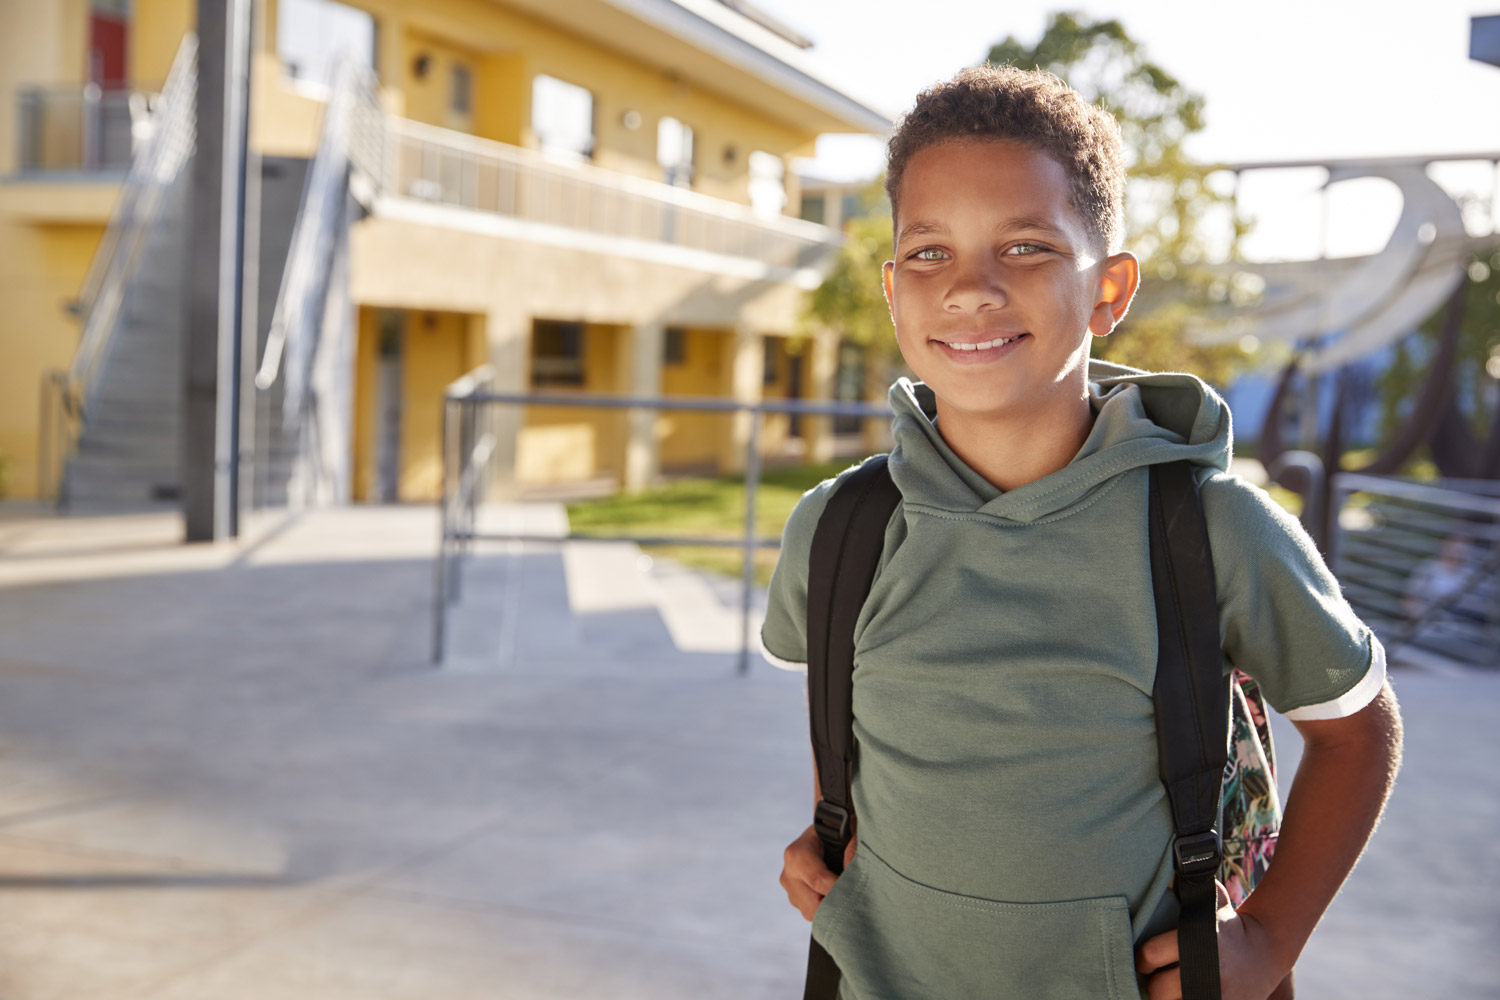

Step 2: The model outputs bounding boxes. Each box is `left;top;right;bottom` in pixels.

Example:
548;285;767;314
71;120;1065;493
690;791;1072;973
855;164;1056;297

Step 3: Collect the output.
1234;681;1403;971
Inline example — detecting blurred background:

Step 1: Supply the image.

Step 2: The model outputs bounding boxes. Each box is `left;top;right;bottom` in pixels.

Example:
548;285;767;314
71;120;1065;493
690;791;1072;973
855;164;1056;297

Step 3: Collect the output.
0;0;1496;996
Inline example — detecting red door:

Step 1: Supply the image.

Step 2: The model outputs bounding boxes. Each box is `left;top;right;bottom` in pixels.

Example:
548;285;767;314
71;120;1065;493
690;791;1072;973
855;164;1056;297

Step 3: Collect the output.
88;0;130;86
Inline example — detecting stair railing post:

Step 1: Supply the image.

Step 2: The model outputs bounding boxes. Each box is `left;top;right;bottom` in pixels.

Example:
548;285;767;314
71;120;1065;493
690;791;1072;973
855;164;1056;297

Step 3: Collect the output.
432;394;453;664
738;402;763;676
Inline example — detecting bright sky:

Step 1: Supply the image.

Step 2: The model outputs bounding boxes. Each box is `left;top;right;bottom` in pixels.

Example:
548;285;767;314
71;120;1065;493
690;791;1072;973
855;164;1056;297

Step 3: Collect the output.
758;0;1500;262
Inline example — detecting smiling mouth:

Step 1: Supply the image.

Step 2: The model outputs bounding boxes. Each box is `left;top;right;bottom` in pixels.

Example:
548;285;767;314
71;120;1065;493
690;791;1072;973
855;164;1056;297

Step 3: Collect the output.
935;334;1028;352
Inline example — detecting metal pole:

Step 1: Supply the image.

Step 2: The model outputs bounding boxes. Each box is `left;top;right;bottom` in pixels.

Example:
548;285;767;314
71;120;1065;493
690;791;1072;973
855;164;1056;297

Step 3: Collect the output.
738;405;763;675
450;395;472;601
38;374;52;506
431;396;452;664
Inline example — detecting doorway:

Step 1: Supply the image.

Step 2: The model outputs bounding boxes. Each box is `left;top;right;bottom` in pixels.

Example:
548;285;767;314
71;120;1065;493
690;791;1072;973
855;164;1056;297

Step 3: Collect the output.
375;310;403;503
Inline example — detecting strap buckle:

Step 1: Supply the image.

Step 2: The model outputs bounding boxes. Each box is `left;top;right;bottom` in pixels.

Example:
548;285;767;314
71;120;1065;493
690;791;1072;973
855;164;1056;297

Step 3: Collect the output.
813;800;851;847
1172;830;1223;879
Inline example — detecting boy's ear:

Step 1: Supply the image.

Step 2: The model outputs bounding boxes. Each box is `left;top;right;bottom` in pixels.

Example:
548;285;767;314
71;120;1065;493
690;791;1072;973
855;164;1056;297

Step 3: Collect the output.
1088;251;1141;338
882;260;897;323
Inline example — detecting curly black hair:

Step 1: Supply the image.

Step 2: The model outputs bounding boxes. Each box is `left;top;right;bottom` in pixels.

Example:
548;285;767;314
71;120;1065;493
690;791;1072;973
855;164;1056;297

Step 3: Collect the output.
885;65;1126;254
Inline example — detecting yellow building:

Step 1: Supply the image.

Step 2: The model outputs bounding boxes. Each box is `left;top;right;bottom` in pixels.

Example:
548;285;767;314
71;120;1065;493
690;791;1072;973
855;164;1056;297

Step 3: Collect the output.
0;0;888;506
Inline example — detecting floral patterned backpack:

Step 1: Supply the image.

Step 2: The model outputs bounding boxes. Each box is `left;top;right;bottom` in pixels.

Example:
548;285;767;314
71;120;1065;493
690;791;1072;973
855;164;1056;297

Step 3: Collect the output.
1222;670;1281;906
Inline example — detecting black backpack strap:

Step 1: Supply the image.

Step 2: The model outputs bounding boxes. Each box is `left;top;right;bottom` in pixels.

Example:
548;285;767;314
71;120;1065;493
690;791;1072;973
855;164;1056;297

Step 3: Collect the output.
803;454;902;1000
1149;461;1229;1000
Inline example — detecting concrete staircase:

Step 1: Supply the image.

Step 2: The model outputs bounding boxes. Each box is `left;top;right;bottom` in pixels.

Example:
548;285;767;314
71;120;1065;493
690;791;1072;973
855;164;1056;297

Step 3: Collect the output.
61;174;192;511
60;156;313;512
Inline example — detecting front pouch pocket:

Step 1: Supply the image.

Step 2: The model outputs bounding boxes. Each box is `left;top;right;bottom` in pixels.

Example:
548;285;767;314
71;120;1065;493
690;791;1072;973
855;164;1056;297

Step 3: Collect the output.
823;845;1138;1000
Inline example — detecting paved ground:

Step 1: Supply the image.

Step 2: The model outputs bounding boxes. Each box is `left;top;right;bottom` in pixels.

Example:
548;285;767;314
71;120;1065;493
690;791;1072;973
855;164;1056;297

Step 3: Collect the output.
0;503;1495;999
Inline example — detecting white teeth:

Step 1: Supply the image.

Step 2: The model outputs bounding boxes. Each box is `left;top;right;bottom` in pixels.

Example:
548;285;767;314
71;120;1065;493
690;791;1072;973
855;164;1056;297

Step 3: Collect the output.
946;335;1018;351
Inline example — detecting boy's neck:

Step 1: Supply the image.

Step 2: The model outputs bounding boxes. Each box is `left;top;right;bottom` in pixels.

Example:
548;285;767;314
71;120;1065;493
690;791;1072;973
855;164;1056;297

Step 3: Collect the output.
931;387;1096;495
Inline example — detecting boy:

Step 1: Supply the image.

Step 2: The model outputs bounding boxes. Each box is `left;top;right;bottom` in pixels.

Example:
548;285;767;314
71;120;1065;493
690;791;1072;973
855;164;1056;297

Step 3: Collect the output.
763;66;1402;1000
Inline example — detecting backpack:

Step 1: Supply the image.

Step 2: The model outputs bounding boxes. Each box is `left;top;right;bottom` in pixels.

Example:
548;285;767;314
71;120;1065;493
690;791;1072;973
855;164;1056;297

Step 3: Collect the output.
801;456;1281;1000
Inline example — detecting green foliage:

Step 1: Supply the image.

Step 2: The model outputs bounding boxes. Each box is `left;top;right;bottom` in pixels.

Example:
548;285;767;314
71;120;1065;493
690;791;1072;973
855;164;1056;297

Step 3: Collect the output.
804;207;895;351
805;11;1248;385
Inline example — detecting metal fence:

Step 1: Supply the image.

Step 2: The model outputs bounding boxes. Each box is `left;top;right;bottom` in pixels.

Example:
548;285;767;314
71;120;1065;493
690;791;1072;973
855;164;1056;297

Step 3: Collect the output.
16;82;161;174
1332;472;1500;669
432;375;893;673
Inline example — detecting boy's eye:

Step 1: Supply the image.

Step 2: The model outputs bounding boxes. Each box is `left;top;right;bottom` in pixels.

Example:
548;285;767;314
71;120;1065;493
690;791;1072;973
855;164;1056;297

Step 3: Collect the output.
910;247;948;261
1007;243;1044;256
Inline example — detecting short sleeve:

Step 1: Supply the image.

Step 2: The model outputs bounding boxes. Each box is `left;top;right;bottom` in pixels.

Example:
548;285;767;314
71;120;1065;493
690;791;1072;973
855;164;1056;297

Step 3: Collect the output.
760;461;872;669
1201;472;1386;721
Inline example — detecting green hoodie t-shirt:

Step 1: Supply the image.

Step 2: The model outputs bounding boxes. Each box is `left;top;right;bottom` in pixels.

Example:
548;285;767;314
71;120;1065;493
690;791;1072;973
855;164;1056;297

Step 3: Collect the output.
761;362;1384;1000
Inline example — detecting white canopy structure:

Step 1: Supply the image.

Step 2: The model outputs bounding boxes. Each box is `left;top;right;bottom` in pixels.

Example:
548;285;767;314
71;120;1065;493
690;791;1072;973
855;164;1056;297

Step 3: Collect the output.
1185;153;1500;374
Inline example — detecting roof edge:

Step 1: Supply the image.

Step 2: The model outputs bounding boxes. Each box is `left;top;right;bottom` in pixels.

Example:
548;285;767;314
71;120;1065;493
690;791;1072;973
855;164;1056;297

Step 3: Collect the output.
600;0;892;134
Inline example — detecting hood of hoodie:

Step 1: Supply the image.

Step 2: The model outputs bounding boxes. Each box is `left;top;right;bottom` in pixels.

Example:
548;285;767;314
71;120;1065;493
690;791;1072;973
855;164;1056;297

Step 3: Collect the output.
886;358;1233;523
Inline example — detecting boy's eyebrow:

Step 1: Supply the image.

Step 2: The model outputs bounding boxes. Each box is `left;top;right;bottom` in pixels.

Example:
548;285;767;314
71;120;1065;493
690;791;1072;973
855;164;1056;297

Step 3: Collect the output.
896;220;950;245
896;217;1075;246
997;217;1074;242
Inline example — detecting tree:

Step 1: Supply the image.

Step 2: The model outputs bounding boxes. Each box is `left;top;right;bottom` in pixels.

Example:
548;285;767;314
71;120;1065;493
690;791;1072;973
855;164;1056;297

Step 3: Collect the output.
804;11;1248;386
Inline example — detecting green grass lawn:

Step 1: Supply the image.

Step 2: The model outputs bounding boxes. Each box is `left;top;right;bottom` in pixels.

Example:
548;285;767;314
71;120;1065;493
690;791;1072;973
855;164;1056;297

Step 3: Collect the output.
564;452;1335;586
565;459;857;587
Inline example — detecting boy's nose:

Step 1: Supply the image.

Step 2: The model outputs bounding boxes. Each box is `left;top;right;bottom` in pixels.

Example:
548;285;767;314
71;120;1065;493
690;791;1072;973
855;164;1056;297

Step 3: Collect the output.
943;261;1008;313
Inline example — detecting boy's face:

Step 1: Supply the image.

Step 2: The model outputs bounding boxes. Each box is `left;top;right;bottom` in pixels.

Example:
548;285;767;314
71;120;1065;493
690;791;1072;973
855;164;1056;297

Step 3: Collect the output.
882;141;1138;424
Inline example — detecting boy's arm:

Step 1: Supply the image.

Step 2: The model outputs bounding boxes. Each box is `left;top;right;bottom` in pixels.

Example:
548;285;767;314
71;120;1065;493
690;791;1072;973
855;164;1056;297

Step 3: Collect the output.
1136;680;1404;1000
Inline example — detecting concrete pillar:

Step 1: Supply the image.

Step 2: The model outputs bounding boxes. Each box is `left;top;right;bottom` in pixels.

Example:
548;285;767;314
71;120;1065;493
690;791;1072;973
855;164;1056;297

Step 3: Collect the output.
485;308;529;500
720;326;765;475
802;330;839;465
378;13;408;115
621;321;664;493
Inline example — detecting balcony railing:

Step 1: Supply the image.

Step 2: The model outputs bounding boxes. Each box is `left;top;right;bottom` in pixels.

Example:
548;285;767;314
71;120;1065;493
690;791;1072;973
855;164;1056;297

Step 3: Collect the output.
384;118;843;271
16;83;163;174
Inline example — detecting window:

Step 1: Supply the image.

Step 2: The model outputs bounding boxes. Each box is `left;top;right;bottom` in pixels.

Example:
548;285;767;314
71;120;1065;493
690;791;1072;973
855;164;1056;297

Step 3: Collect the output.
531;321;586;387
799;194;826;225
763;340;779;385
450;64;472;115
657;117;694;187
749;150;787;219
532;74;595;161
277;0;376;89
663;327;687;365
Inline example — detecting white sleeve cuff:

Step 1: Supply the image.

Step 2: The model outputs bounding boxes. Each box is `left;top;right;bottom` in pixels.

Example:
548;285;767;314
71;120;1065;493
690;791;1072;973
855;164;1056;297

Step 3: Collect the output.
760;646;808;672
1281;637;1387;721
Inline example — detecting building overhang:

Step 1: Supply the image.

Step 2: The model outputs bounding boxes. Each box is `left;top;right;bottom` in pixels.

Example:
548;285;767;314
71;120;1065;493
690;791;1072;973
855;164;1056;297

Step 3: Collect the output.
492;0;892;136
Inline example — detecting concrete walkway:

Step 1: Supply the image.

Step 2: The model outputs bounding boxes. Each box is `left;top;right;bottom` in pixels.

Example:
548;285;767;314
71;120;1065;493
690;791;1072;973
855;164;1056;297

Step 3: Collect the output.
0;504;1494;998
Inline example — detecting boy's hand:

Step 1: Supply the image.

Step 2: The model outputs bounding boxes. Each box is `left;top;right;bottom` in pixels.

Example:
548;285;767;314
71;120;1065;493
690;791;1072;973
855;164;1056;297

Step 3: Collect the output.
779;823;857;921
1135;881;1295;1000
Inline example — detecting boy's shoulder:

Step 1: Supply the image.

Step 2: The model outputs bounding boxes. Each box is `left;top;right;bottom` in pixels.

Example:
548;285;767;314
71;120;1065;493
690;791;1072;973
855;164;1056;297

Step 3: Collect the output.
1196;468;1326;568
780;454;896;554
761;454;896;668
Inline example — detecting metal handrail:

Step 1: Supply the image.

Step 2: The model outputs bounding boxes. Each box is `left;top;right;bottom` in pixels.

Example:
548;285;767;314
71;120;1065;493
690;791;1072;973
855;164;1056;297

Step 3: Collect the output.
385;117;843;267
68;34;198;406
431;385;895;671
16;81;164;174
36;369;79;504
1331;472;1500;669
388;117;838;242
36;35;195;507
255;56;383;395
